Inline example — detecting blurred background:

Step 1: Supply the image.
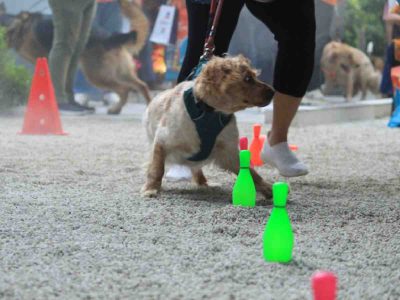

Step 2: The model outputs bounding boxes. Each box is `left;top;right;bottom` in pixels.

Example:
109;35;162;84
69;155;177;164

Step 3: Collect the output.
0;0;392;111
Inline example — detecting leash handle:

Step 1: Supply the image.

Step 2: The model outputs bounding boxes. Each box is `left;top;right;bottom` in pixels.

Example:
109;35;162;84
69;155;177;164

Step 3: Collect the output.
202;0;224;60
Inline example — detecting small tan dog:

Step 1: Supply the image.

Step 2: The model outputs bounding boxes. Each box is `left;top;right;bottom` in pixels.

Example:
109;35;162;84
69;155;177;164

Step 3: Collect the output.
321;41;382;101
141;55;274;200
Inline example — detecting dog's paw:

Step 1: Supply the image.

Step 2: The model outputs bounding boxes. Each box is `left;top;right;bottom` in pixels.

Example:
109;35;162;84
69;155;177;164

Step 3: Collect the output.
140;186;159;198
205;182;221;188
259;184;273;200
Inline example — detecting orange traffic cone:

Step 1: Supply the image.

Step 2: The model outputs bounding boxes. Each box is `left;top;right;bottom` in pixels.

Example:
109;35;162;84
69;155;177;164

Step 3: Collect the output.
20;57;66;135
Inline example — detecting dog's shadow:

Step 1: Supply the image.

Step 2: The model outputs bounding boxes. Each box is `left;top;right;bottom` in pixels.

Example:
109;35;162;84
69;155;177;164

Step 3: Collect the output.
162;185;272;207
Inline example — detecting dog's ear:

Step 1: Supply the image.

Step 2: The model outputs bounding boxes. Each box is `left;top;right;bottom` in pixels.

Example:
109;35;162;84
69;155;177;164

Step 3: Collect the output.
201;57;231;82
205;65;230;83
237;54;251;66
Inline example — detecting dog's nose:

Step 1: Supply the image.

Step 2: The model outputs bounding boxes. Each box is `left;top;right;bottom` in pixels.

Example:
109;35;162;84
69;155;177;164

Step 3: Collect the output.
266;88;275;102
258;88;274;107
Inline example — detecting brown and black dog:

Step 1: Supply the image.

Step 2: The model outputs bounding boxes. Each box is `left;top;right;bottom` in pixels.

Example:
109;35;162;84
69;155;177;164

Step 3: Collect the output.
2;0;151;114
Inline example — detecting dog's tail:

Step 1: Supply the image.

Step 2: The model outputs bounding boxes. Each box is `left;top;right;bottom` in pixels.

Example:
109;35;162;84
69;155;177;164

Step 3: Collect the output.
371;56;384;74
119;0;149;56
102;31;137;50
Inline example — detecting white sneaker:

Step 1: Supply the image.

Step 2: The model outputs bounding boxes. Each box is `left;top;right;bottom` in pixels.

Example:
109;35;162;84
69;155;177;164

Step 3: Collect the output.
74;93;89;106
103;92;120;106
165;164;192;182
261;141;308;177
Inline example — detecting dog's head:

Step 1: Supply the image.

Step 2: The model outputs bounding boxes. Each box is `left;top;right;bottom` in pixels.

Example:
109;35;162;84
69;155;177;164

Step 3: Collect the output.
194;55;274;114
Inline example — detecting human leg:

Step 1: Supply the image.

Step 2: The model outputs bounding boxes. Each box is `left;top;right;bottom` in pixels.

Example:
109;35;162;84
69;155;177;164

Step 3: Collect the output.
177;0;245;83
213;0;245;56
246;0;316;176
177;0;209;83
380;43;395;97
65;0;97;103
48;0;82;103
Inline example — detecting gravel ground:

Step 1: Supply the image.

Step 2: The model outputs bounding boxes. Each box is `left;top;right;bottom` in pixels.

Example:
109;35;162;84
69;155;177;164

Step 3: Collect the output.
1;114;400;299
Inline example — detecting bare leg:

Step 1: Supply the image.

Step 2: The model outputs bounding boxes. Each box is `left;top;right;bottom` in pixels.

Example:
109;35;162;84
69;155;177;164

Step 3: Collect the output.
191;168;207;186
141;142;166;197
268;91;301;146
261;91;309;177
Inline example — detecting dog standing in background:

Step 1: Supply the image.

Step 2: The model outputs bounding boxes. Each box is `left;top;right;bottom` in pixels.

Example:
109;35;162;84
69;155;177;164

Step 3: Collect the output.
321;41;382;101
2;0;151;114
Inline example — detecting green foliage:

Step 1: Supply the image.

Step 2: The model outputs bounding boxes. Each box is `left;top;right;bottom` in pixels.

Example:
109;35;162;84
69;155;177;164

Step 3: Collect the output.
0;26;30;111
344;0;385;56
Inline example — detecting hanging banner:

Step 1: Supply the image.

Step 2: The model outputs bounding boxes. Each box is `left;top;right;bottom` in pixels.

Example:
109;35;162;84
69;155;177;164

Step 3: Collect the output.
149;5;177;45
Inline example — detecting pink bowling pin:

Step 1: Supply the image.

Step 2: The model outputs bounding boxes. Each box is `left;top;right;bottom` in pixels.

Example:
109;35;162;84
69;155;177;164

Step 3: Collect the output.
239;137;248;150
311;271;337;300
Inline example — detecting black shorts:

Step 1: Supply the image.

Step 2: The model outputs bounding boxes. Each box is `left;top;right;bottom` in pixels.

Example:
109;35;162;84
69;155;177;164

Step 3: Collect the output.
178;0;316;98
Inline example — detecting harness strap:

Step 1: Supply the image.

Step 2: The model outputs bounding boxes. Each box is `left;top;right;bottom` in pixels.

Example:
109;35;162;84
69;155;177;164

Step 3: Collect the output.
202;0;225;60
184;88;232;162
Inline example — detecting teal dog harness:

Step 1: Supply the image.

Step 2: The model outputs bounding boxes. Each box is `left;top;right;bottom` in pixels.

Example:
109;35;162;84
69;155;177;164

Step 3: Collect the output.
183;88;232;162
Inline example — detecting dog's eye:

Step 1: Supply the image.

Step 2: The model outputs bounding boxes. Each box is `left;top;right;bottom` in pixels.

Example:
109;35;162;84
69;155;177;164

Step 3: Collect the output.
244;75;254;83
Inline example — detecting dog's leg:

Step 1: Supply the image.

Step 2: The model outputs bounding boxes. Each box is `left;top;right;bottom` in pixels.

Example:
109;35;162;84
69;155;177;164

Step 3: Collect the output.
346;69;355;101
191;168;208;187
360;81;368;100
249;168;273;200
141;142;166;197
125;74;152;104
214;146;272;199
108;89;129;115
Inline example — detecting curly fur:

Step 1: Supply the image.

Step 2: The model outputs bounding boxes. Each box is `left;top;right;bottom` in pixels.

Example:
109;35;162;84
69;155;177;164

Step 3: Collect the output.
141;55;275;200
321;41;382;101
119;0;149;55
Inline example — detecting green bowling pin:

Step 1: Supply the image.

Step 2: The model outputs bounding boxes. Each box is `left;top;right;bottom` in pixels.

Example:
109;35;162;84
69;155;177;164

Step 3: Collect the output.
263;182;293;263
232;150;256;207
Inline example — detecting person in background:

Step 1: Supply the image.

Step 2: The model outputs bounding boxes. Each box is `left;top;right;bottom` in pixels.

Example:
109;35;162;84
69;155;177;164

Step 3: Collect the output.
74;0;123;106
48;0;97;115
381;0;400;100
138;0;166;89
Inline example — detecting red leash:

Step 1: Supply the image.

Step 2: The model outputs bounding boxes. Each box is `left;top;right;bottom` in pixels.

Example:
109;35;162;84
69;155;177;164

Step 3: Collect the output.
202;0;225;60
